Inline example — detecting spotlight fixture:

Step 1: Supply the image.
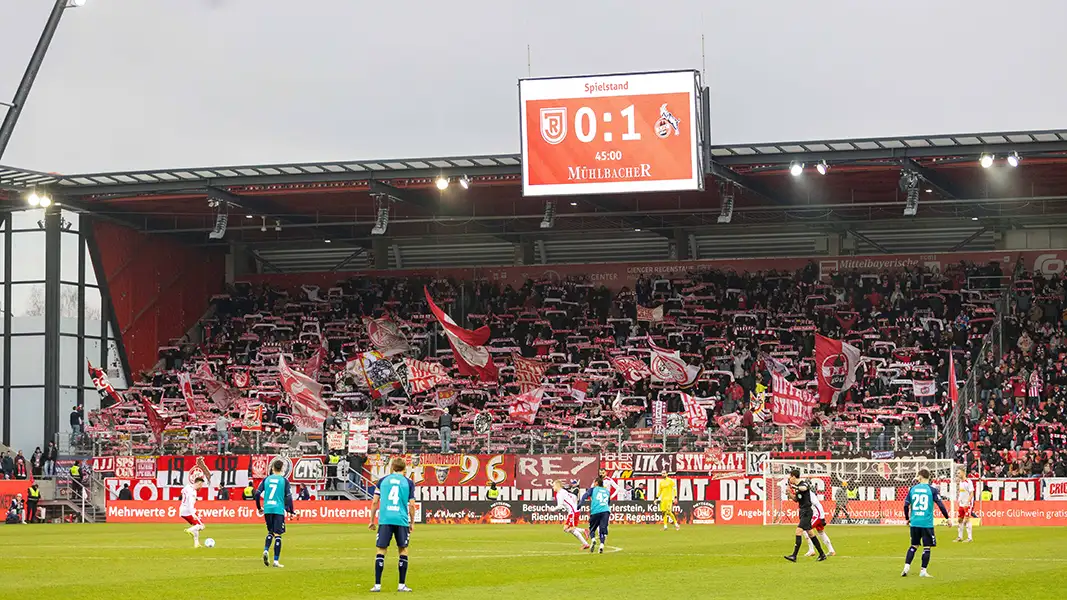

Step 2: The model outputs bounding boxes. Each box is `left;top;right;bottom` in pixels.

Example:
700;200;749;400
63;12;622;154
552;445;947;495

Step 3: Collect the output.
458;175;470;190
324;238;332;244
971;216;979;221
979;154;994;169
435;176;449;190
39;194;52;207
274;220;282;232
26;191;40;207
540;199;556;229
570;201;577;207
816;161;828;175
634;228;642;232
1007;152;1020;167
900;170;920;217
245;214;254;219
789;162;803;177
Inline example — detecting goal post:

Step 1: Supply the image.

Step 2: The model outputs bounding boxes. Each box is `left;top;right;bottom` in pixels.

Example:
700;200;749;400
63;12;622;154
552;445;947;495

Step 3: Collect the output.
762;458;959;526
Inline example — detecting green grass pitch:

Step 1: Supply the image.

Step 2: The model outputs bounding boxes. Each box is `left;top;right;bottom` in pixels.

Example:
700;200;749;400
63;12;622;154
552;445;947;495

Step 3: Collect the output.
2;524;1065;599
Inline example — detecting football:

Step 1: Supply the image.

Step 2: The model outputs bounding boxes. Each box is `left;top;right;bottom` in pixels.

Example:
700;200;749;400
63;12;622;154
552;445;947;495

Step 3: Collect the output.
203;538;215;548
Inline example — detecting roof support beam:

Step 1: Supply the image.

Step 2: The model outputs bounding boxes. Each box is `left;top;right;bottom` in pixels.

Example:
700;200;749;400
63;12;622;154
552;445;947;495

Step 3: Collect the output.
369;180;527;244
950;227;990;252
206;186;368;249
708;161;790;206
900;159;965;199
847;229;890;254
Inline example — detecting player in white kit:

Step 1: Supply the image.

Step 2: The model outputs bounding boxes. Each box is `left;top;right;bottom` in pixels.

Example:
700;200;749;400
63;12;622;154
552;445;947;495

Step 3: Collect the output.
805;491;836;557
551;479;590;550
954;469;975;543
180;476;207;548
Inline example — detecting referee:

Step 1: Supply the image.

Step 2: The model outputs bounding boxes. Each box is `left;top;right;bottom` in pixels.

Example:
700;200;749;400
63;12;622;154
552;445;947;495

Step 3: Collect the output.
784;469;827;562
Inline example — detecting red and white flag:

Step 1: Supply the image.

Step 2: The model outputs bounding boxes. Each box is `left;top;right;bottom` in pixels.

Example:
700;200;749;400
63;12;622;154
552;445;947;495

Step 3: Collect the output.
360;351;401;399
770;373;816;427
194;361;239;410
637;305;664;323
611;356;652;385
569;380;590;401
513;354;549;393
232;368;250;389
364;316;411;357
242;405;264;431
679;392;711;431
278;354;330;432
648;337;701;387
425;287;498;382
612;391;625;418
435;388;457;409
88;360;122;405
815;334;862;405
177;372;197;417
508;388;545;425
912;380;937;397
304;335;327;378
139;396;174;443
402;357;453;394
948;352;959;405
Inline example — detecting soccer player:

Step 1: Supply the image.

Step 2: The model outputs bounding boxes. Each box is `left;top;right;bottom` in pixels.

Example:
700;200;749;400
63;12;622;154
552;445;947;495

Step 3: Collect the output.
580;476;611;554
551;479;590;549
805;490;835;557
369;457;416;593
657;470;680;531
901;467;951;578
954;468;974;543
180;476;207;548
783;469;826;562
255;460;296;568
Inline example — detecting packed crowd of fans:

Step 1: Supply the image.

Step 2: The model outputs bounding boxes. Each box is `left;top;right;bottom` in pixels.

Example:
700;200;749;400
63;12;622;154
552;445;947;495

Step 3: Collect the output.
68;257;1067;478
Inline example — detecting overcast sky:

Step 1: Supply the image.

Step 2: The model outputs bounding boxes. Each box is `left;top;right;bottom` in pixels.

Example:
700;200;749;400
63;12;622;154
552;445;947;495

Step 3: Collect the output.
0;0;1065;174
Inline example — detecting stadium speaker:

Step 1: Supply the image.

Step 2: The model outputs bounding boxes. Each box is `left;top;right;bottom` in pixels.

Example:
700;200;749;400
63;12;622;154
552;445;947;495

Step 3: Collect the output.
540;199;556;229
209;205;229;239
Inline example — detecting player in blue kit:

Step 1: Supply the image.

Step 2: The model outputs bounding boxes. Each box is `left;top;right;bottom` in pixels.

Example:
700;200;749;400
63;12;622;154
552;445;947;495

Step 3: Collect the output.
369;457;416;593
255;460;295;568
580;476;611;554
901;467;950;578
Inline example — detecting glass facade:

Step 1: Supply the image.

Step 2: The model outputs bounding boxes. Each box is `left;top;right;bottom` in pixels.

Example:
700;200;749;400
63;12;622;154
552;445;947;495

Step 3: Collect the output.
2;208;129;456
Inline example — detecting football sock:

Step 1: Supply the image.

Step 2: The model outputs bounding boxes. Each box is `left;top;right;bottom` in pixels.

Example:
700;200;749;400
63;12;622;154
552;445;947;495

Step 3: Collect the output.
921;548;930;569
264;534;274;553
571;529;587;544
966;522;973;539
905;546;917;565
811;536;824;556
374;554;385;585
274;536;282;562
600;533;607;545
792;535;802;557
398;556;409;585
807;536;815;551
820;532;835;554
958;523;964;538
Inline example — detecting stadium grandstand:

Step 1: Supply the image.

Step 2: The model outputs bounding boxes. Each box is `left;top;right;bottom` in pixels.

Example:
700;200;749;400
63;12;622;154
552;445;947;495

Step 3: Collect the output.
3;126;1067;497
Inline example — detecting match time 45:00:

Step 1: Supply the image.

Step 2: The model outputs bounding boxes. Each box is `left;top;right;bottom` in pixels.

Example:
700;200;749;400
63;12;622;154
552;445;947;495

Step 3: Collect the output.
595;150;623;161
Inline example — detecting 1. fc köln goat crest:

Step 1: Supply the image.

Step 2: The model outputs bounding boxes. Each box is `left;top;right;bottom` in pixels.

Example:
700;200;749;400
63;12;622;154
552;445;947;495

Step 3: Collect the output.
540;107;567;145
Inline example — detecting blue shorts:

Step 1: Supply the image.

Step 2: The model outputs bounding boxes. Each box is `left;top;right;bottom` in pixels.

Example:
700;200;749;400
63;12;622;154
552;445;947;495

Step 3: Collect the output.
909;526;936;547
264;513;286;535
589;512;609;535
377;524;411;549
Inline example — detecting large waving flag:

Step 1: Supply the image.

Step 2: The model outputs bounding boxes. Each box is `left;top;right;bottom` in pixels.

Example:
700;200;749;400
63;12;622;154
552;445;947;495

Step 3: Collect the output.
193;361;239;410
139;396;175;443
425;287;498;382
400;357;453;395
364;316;411;357
770;373;815;427
278;354;330;432
88;360;123;406
815;334;862;406
647;337;701;387
679;392;712;431
508;388;545;425
948;351;959;405
513;353;549;393
611;356;652;385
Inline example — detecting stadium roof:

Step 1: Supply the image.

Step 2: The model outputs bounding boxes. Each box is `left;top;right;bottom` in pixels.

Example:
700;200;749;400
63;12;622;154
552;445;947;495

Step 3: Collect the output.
4;128;1067;271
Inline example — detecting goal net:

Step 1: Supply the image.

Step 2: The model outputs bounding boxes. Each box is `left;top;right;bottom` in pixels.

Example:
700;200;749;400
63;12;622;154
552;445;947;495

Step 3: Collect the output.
763;458;958;526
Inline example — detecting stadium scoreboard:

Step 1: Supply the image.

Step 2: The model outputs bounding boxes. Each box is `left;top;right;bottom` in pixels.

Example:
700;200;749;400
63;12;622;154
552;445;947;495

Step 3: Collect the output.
519;70;705;197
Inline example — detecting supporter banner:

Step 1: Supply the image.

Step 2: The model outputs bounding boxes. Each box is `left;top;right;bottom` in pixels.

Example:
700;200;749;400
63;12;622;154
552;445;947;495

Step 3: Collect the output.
770;373;815;426
105;500;373;524
514;455;600;489
1042;478;1067;501
97;454;330;492
348;417;370;454
365;454;514;486
978;478;1039;502
675;452;746;474
244;250;1058;292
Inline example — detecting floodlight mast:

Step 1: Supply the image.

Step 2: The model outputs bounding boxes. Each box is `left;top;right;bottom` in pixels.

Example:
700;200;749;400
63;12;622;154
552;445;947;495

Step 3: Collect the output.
0;0;83;162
